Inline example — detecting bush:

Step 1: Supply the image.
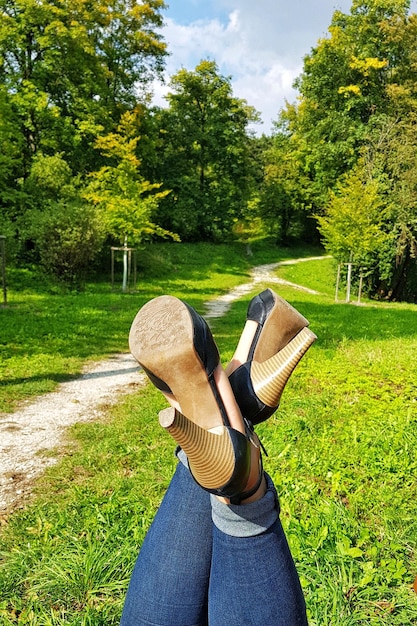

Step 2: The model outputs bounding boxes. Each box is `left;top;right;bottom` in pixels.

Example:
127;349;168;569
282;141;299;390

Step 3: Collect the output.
24;201;105;287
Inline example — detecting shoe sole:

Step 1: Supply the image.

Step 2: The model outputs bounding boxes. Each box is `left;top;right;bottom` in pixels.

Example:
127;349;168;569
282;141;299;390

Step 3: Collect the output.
129;295;223;432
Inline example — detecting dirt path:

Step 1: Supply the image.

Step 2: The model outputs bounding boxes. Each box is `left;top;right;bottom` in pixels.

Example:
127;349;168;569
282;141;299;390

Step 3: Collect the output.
204;258;322;319
0;257;324;514
0;356;146;514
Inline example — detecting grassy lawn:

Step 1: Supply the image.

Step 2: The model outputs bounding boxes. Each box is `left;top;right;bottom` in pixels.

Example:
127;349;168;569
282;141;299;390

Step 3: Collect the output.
1;241;416;625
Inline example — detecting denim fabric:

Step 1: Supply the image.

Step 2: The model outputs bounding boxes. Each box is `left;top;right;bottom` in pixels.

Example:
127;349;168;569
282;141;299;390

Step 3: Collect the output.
209;518;307;625
120;462;212;626
120;462;307;626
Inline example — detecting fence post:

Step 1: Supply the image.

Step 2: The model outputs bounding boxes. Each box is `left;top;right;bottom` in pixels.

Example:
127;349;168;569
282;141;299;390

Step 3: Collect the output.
346;262;352;303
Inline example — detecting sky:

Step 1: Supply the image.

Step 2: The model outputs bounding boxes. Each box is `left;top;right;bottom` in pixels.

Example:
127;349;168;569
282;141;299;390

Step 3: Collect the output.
153;0;417;135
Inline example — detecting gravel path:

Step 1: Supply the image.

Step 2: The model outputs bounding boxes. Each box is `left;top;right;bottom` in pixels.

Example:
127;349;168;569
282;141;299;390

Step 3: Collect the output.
0;257;324;514
0;355;146;514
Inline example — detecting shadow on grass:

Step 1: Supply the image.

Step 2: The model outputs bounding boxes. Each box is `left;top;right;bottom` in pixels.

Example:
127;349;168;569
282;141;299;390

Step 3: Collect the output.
0;365;140;389
0;372;81;388
213;294;417;358
297;300;417;344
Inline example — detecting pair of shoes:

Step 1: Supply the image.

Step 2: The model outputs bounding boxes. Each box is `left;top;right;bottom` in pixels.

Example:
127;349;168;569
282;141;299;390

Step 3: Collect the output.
129;295;263;503
129;292;316;501
229;289;317;424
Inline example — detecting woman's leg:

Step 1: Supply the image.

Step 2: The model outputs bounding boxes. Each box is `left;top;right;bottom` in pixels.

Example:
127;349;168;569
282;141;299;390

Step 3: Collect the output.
120;461;212;626
208;474;308;626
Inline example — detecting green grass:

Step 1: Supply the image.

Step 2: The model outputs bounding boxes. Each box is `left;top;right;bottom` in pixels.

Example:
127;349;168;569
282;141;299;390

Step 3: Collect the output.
278;255;337;298
0;241;319;413
1;241;417;625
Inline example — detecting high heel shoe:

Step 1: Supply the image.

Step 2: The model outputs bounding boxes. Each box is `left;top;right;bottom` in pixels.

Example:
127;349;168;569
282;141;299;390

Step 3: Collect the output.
129;295;263;503
159;407;264;504
229;326;317;425
226;289;310;373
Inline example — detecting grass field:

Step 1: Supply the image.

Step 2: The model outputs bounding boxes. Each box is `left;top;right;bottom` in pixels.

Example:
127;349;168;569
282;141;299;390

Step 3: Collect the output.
1;241;416;625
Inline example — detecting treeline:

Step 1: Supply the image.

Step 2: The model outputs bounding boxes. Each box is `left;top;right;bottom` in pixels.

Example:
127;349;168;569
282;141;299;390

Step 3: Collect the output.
1;0;417;301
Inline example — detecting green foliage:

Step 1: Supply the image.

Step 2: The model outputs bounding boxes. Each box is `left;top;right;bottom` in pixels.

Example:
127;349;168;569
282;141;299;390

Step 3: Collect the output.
0;0;170;281
2;0;417;306
362;114;417;300
0;220;17;265
155;60;260;241
258;131;312;243
283;0;417;301
84;111;177;246
316;161;388;264
24;200;105;287
15;153;105;286
0;0;167;175
0;86;24;216
25;153;74;203
289;0;416;209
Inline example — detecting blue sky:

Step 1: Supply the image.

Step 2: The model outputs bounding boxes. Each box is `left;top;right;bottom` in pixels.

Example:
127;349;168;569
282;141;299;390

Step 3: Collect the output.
154;1;417;134
164;0;230;24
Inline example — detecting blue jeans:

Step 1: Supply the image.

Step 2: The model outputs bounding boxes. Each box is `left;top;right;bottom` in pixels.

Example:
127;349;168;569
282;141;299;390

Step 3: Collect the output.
120;462;307;625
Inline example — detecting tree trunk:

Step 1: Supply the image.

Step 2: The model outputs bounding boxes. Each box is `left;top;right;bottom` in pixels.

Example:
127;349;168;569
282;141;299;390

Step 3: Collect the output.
388;247;410;301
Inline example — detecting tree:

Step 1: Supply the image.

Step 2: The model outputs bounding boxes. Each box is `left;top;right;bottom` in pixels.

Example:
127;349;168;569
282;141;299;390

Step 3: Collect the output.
257;123;313;243
155;60;260;241
289;0;415;211
84;110;177;290
84;110;176;246
0;0;167;176
316;160;387;263
276;0;417;300
316;112;417;302
0;86;24;219
21;153;105;285
362;114;417;300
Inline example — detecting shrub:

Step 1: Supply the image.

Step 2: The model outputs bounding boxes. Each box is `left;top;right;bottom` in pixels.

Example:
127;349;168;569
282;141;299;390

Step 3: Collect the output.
25;201;105;287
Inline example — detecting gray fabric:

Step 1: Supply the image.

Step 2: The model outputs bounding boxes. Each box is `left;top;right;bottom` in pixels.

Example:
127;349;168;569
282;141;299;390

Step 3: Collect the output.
176;447;280;538
210;473;280;537
175;446;189;468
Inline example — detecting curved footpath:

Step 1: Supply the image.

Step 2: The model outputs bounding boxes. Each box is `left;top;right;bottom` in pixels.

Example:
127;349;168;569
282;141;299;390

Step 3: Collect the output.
0;257;325;515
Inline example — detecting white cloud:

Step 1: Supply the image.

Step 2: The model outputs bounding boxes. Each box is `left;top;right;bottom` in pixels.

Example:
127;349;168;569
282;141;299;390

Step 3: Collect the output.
154;0;417;134
215;0;351;59
154;11;302;132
